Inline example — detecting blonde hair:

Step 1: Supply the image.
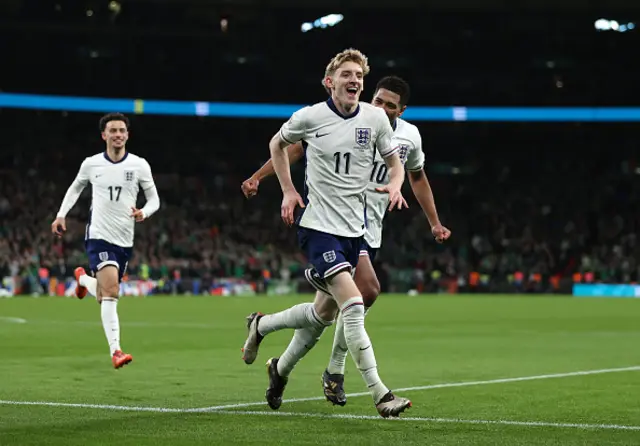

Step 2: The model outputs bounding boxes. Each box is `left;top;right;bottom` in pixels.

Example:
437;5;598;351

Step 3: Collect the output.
321;48;370;94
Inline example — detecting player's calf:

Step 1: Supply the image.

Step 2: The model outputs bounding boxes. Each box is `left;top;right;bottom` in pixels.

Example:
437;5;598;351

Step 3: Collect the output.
354;253;380;307
359;279;380;308
323;262;379;406
243;297;335;365
95;266;131;366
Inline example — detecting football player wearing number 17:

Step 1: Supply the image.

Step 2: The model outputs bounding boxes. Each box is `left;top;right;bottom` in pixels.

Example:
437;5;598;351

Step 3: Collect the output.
51;113;160;369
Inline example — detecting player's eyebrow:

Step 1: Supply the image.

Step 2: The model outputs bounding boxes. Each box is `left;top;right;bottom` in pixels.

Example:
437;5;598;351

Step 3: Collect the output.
341;69;363;77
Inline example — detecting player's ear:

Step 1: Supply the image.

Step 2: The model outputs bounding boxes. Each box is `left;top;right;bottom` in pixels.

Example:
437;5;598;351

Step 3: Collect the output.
101;132;107;141
324;76;334;90
398;105;407;118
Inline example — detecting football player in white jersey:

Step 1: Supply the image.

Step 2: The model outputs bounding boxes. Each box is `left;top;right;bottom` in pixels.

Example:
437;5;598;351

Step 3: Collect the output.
241;49;413;418
51;113;160;369
241;75;451;405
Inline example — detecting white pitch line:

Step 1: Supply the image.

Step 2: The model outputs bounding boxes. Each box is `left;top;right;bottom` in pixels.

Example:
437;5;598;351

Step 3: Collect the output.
194;365;640;411
1;400;638;432
217;410;640;431
24;320;215;329
0;317;27;324
2;365;639;422
0;400;193;413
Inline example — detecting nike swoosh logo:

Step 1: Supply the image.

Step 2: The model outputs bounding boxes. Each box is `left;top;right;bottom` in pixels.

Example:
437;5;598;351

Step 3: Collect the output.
359;345;371;351
315;132;330;138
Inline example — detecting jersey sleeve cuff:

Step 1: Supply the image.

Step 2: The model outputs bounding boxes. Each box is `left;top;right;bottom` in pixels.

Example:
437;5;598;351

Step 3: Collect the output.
279;129;296;145
406;164;424;172
380;146;399;158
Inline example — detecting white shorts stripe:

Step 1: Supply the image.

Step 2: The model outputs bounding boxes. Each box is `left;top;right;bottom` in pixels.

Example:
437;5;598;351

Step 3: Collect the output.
97;260;119;271
304;269;330;294
324;262;351;278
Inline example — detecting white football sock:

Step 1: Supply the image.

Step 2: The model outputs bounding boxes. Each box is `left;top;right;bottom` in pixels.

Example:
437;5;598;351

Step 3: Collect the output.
101;298;121;356
79;274;98;297
277;316;332;377
258;303;322;336
327;311;348;374
327;306;370;375
341;297;388;403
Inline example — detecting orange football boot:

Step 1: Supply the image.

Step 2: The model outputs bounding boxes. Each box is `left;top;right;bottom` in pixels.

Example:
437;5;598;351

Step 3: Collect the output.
74;267;88;299
112;350;133;369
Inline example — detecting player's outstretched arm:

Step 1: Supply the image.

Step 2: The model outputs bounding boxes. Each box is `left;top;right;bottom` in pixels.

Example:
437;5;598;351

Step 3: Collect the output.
269;133;305;226
241;143;304;199
408;169;451;243
376;153;408;211
51;160;90;237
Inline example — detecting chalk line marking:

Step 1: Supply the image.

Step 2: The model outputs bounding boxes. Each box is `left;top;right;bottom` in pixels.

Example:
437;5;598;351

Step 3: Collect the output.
195;365;640;411
215;410;640;431
0;317;27;324
0;401;638;432
1;365;639;432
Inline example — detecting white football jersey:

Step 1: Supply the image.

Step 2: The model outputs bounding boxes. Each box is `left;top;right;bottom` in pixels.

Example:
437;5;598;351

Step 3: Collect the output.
72;152;155;247
279;99;397;238
365;118;425;248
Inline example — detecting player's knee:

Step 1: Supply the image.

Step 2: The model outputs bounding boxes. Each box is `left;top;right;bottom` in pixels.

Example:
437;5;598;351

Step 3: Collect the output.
326;270;361;301
355;269;380;307
341;298;366;327
361;278;380;307
313;291;338;322
103;284;120;299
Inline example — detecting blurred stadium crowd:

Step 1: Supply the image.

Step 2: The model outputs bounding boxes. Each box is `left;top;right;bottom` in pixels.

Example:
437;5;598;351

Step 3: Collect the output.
1;4;639;295
1;112;638;296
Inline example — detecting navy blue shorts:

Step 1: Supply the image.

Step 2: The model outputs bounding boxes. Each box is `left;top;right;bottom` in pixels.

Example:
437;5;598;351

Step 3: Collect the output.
85;239;132;282
359;240;379;263
297;228;363;279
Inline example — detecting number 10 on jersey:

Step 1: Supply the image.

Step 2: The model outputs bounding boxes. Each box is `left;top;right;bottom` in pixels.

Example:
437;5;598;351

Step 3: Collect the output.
370;161;387;184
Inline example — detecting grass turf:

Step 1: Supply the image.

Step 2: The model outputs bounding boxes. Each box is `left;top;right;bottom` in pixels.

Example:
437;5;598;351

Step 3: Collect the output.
0;294;638;445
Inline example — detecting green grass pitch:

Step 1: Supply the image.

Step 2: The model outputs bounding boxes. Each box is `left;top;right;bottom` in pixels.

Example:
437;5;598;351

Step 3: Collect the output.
0;294;639;445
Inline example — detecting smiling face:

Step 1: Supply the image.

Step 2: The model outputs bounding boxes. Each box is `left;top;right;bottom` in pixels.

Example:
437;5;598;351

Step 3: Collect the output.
372;88;406;124
370;75;411;126
325;61;365;110
102;120;128;150
322;48;370;114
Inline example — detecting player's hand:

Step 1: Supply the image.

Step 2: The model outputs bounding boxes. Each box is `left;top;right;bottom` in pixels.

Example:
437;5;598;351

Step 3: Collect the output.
281;190;305;226
375;185;409;211
431;224;452;243
241;177;260;199
131;207;145;223
51;217;66;238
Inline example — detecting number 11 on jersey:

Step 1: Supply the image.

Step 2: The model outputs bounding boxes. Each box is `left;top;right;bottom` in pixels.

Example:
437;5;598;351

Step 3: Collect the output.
333;151;351;175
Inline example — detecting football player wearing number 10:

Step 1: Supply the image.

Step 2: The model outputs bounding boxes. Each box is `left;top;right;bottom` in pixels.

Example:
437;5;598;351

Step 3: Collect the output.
241;75;452;406
51;113;160;369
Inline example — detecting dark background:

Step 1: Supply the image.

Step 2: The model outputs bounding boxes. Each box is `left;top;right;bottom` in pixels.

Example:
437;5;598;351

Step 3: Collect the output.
1;1;638;295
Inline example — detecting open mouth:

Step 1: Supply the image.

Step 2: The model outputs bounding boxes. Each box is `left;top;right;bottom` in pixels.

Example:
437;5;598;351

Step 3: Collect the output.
346;86;358;99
